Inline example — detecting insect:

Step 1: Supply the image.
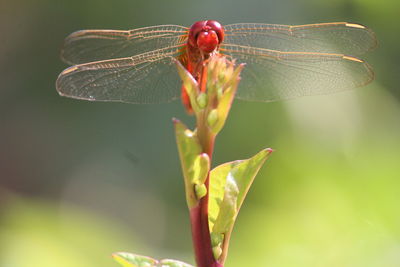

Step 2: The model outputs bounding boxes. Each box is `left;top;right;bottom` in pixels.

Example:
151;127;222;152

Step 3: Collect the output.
56;20;376;111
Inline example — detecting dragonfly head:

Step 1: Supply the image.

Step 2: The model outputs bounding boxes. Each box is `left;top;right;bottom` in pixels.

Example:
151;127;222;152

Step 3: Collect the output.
188;20;224;54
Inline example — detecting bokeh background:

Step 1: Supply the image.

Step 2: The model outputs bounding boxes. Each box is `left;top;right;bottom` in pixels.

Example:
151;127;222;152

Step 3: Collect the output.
1;0;399;266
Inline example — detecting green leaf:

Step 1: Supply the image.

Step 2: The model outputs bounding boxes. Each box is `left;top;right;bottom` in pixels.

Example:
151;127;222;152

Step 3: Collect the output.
159;259;195;267
212;174;239;234
112;252;157;267
208;64;244;134
112;252;194;267
208;148;273;260
174;119;210;208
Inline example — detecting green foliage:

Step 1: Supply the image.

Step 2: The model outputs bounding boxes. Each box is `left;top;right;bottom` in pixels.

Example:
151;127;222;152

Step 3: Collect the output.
159;259;194;267
112;252;194;267
174;119;209;207
206;62;244;134
208;148;273;261
177;56;244;136
175;56;272;264
209;148;272;233
113;252;157;267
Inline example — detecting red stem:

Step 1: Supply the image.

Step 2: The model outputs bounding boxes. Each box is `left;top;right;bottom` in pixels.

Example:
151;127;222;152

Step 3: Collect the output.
190;118;222;267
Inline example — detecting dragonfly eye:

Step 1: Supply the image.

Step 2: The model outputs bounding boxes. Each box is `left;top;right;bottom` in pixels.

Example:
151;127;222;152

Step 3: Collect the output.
188;21;208;47
205;20;224;44
188;20;225;52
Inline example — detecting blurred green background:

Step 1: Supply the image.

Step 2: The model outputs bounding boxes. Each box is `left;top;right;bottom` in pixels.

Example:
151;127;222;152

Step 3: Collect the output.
1;0;399;266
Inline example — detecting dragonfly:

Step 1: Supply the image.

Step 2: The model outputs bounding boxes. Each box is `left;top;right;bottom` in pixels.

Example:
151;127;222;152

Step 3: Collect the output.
56;20;376;111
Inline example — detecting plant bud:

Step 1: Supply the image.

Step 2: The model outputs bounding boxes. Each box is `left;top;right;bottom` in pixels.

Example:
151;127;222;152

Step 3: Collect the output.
207;109;219;128
195;184;207;199
196;93;207;109
212;245;222;260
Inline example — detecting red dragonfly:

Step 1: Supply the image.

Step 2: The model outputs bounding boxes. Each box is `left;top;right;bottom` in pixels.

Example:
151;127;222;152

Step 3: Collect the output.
56;20;376;110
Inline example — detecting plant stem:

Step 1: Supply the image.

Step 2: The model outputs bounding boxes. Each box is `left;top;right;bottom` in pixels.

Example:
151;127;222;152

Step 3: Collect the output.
190;113;222;267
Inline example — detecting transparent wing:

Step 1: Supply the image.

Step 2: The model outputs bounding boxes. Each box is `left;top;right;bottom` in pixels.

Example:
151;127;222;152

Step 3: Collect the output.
56;46;184;104
224;22;377;56
220;44;374;102
61;25;188;65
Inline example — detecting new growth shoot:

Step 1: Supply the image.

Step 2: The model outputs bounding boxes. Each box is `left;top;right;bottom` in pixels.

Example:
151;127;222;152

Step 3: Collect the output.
113;56;272;267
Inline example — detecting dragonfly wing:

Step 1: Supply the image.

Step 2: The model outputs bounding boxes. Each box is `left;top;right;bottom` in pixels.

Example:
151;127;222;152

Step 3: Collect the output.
56;46;184;104
220;44;374;102
224;22;377;56
61;25;188;65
